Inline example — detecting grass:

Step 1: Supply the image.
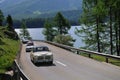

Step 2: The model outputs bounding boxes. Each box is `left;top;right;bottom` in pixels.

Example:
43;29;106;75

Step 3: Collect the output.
0;38;20;73
80;53;120;67
0;27;20;73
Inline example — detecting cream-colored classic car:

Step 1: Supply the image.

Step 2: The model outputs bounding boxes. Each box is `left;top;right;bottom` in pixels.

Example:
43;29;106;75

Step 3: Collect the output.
30;46;53;64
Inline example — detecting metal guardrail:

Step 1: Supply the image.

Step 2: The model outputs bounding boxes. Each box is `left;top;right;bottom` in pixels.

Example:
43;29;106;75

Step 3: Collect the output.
43;41;120;63
13;42;30;80
13;60;30;80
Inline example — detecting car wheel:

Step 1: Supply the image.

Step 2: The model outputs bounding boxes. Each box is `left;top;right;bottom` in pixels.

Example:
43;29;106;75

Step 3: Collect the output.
49;61;53;64
31;59;33;63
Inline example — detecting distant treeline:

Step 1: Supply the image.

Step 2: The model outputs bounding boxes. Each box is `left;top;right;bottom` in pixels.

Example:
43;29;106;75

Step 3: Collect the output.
13;18;45;28
12;10;82;28
13;18;79;28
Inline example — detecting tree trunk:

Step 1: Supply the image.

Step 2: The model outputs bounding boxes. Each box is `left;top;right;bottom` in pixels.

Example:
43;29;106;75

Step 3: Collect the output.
118;19;120;56
115;11;119;56
115;24;119;55
95;0;100;52
109;6;113;55
96;17;101;52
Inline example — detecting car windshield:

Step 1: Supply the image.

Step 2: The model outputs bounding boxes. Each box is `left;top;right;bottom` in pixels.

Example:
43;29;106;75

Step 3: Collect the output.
33;47;49;52
27;42;34;46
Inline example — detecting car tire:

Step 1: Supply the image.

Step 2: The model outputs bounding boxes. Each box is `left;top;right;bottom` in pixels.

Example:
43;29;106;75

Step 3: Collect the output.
49;61;53;65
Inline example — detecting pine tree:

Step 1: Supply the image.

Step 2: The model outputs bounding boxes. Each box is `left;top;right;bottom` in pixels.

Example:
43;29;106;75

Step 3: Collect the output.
112;0;120;55
20;20;30;39
53;12;75;46
43;20;57;41
6;14;14;31
54;12;70;35
75;0;120;55
0;10;4;26
76;0;107;52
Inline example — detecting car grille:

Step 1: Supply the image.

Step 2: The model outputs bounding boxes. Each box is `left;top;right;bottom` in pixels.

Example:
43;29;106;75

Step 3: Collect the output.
38;56;44;60
37;55;52;61
45;56;51;60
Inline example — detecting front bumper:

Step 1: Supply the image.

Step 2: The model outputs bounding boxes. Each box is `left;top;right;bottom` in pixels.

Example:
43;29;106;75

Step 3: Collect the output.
32;56;53;63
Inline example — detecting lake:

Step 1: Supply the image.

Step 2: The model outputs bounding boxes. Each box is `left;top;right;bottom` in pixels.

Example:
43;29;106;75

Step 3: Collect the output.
15;26;85;48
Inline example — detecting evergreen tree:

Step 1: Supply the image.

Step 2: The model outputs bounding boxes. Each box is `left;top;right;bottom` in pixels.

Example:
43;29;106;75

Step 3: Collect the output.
112;0;120;55
76;0;120;55
43;20;57;41
6;14;14;31
0;10;4;26
20;20;30;39
76;0;107;52
43;12;75;46
53;12;75;46
54;12;70;35
104;0;120;55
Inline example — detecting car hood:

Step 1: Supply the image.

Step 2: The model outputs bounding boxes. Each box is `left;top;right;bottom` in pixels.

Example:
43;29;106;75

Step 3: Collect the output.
32;51;53;56
26;46;34;48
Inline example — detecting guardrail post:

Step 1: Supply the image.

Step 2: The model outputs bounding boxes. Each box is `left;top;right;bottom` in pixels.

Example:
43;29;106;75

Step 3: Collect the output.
77;51;79;54
88;54;92;58
106;57;109;63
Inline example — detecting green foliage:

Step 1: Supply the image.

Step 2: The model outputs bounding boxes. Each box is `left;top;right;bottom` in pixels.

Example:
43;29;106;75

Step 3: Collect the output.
6;14;14;31
92;0;107;17
0;27;20;73
80;53;120;66
54;12;70;34
0;26;20;73
43;20;57;41
19;20;30;39
53;34;75;46
13;10;81;28
43;12;75;46
76;0;120;55
0;26;18;40
0;9;4;26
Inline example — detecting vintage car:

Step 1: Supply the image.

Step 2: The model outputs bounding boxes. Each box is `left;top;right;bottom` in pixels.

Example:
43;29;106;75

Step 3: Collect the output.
26;41;34;52
30;46;53;64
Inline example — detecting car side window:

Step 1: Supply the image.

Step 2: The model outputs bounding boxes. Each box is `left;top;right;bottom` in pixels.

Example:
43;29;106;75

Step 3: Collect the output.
43;47;49;51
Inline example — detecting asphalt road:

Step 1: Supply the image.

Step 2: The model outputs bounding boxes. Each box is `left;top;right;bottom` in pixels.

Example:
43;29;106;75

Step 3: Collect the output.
20;41;120;80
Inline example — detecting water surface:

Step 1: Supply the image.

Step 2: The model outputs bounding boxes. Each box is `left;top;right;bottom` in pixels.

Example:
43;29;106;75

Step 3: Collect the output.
15;26;85;48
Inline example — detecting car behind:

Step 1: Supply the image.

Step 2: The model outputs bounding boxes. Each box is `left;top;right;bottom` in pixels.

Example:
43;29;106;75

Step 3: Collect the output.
21;37;29;44
26;41;34;52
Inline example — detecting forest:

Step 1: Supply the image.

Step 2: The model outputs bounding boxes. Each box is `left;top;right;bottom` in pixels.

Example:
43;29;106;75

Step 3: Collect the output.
75;0;120;56
12;10;82;28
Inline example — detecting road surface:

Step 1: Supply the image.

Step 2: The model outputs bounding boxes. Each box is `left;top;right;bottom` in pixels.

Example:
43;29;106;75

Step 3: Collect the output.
20;41;120;80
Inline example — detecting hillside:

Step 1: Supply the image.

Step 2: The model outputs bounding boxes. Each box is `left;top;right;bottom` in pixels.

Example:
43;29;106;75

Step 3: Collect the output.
0;0;82;19
0;26;20;73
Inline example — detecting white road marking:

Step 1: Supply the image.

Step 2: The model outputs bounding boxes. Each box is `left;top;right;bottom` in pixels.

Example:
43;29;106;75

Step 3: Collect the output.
56;61;67;67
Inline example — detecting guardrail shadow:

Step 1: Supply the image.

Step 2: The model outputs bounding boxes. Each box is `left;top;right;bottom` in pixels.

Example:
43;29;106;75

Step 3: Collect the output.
0;74;12;80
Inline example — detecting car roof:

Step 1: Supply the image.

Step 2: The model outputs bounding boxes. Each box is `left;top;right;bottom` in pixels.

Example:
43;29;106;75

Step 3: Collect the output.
34;46;48;48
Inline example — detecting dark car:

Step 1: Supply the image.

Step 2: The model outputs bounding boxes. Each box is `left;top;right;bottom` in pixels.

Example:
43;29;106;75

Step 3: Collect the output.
21;37;29;44
26;41;34;52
